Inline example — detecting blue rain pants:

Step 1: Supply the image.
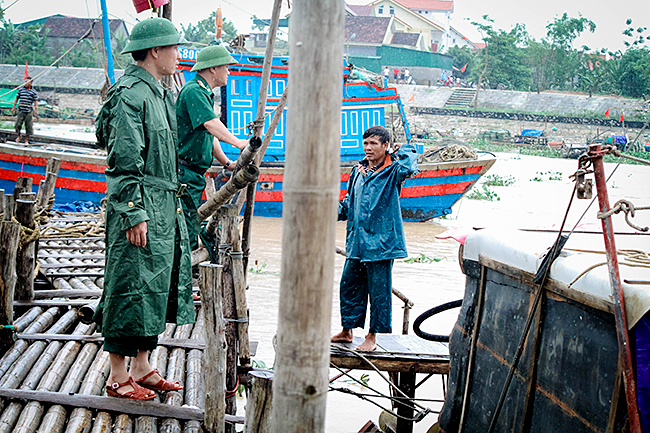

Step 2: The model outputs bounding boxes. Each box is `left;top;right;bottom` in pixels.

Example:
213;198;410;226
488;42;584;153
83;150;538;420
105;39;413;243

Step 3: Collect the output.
339;258;393;334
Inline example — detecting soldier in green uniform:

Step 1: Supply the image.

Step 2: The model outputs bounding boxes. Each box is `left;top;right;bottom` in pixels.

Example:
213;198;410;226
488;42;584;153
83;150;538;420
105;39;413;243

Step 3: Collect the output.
176;45;247;250
94;18;195;400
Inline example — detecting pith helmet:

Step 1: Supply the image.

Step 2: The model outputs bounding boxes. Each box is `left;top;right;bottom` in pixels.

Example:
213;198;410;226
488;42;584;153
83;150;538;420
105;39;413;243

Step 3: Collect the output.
190;45;237;72
122;17;187;54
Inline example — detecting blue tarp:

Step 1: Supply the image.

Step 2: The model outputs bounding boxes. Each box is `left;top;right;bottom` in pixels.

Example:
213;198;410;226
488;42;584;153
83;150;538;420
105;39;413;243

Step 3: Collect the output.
605;135;627;145
53;201;102;213
520;129;543;137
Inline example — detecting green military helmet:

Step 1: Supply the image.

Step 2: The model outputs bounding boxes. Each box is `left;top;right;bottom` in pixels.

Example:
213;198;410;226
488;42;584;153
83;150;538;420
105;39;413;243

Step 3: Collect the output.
122;17;188;54
190;45;237;72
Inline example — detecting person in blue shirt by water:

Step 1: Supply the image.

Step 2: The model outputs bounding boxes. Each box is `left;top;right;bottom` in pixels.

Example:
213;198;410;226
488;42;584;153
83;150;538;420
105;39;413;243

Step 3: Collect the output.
332;126;419;351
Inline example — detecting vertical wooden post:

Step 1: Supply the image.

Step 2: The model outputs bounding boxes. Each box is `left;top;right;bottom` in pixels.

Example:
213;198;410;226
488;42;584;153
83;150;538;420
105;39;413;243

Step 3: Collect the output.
4;194;14;221
0;190;4;215
396;372;416;433
271;0;344;432
244;371;273;433
15;199;36;301
13;177;33;197
201;262;226;433
230;251;250;367
0;220;20;353
36;157;61;211
218;206;240;433
19;192;37;201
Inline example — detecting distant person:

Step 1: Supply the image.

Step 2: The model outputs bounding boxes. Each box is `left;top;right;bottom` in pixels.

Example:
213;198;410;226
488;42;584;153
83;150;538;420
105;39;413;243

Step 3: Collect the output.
440;70;448;82
383;66;390;84
331;126;419;351
400;68;405;83
176;45;247;251
404;68;411;84
393;68;399;83
12;77;38;144
94;17;195;401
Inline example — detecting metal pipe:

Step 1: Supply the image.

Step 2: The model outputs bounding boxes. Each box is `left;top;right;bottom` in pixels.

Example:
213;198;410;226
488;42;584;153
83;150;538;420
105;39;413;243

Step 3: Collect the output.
590;143;641;433
99;0;115;85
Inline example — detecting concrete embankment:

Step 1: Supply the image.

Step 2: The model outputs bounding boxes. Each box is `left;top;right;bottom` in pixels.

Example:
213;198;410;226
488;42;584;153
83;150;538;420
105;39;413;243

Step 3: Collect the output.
396;84;647;120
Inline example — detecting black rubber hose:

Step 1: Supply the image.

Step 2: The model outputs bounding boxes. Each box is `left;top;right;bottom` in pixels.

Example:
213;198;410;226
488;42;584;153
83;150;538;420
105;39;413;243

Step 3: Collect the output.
413;299;463;342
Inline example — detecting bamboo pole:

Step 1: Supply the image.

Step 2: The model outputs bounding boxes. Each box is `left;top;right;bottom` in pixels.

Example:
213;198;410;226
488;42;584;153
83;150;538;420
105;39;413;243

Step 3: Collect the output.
201;263;226;433
90;412;112;433
160;323;193;433
271;1;344;432
0;309;77;389
36;341;101;433
11;322;96;433
238;89;289;274
15;199;36;301
198;163;260;221
244;371;273;433
229;228;250;366
183;309;205;433
63;349;111;433
0;307;59;381
112;415;133;433
0;220;20;352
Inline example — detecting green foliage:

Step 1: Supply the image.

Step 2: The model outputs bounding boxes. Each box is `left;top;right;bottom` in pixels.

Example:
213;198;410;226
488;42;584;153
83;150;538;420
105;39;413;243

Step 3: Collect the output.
617;47;650;98
402;253;443;264
467;184;500;201
483;174;515;186
471;17;531;90
446;45;475;79
531;171;563;182
181;11;238;45
3;23;53;66
249;260;268;274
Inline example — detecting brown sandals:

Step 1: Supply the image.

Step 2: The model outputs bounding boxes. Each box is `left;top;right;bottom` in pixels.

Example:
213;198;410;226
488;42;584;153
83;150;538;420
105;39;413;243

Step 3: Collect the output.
106;377;155;400
135;369;183;392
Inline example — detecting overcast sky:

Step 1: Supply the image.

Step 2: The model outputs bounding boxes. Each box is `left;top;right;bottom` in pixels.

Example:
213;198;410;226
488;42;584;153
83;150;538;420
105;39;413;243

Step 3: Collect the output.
5;0;649;52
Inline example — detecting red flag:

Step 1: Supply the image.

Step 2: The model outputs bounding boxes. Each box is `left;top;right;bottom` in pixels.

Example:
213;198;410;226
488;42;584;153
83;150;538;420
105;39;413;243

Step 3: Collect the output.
604;109;610;117
619;113;624;122
24;62;28;79
460;62;469;73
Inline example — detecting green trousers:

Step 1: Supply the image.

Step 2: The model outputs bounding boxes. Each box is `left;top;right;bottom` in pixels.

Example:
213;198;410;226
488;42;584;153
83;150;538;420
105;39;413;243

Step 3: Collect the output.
178;165;206;250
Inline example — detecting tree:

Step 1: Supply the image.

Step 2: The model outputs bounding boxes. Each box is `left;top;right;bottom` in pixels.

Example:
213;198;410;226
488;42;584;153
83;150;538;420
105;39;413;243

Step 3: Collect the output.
618;47;650;98
446;45;475;79
543;13;596;90
470;16;531;91
5;24;53;66
181;11;238;45
526;39;553;93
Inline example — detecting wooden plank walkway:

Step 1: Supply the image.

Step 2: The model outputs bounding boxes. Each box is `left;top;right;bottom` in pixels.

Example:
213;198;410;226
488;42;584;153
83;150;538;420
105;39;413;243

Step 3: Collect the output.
330;334;450;374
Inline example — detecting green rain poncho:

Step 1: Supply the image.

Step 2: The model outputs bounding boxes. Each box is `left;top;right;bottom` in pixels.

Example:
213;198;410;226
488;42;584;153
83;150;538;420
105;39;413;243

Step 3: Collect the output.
94;64;195;338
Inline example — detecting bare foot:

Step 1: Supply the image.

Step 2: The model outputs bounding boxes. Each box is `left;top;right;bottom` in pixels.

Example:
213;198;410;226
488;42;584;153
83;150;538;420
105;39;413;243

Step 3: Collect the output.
15;135;20;143
331;328;353;343
356;333;377;351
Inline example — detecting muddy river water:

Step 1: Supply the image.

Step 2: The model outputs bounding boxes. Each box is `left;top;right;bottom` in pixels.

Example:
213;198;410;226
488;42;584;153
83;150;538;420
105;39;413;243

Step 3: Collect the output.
240;152;649;432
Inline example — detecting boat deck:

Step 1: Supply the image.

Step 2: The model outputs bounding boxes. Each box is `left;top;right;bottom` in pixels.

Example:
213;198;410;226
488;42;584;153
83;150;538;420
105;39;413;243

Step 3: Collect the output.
331;335;449;374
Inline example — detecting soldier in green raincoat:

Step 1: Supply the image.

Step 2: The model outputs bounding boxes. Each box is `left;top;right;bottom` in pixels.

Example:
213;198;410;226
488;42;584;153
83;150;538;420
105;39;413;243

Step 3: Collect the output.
176;45;246;250
94;18;195;400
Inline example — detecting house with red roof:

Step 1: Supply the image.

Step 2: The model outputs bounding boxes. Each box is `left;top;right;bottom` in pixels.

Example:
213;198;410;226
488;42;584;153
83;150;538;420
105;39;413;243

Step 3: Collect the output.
350;0;480;52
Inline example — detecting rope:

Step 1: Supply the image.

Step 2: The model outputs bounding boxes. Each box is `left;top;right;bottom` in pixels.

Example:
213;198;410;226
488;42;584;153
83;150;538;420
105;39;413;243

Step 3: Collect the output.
597;199;650;232
566;248;650;287
40;219;104;238
225;375;239;399
227;111;275;134
419;144;477;163
12;216;40;249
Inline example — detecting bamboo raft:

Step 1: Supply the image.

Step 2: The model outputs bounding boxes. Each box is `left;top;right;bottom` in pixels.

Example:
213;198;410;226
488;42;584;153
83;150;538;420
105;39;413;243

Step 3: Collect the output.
0;211;262;432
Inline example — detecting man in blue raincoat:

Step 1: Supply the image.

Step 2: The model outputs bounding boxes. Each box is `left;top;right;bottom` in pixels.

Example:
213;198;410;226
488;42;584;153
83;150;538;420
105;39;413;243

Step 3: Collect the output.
332;126;419;351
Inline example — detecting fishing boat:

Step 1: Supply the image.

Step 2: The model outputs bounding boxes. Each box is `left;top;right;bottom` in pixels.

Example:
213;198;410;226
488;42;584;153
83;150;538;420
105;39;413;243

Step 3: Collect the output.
0;50;495;221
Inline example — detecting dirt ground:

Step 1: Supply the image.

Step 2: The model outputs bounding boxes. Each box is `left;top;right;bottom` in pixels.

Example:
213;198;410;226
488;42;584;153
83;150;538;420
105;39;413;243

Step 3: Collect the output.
400;111;648;146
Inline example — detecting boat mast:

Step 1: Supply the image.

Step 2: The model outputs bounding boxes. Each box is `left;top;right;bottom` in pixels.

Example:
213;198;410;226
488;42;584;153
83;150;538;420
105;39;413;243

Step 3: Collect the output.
99;0;115;85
